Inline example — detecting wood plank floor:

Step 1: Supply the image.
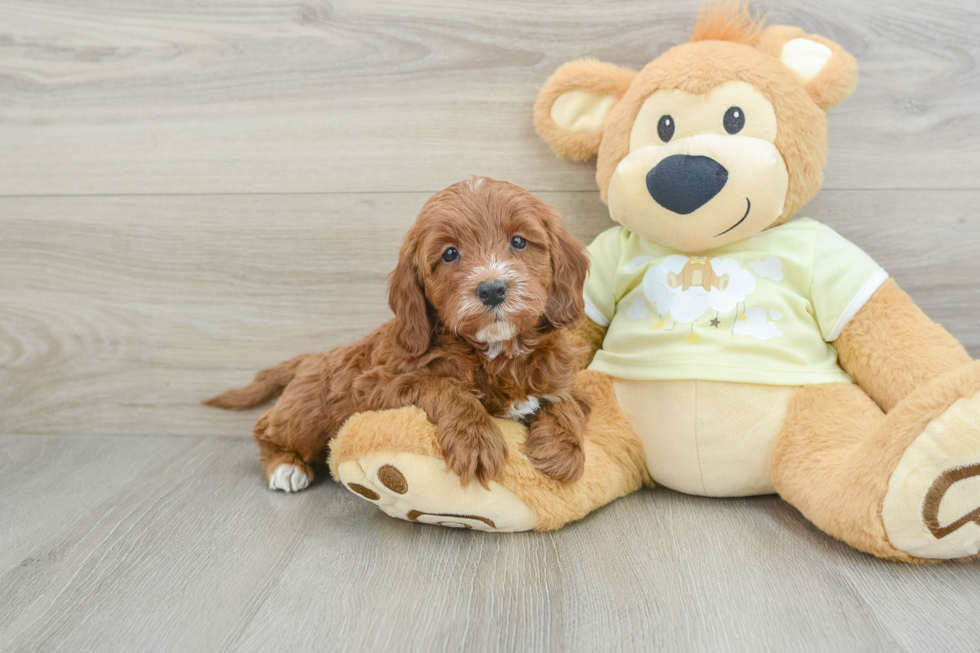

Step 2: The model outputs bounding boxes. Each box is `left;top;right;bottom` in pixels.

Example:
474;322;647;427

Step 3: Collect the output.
2;434;980;653
2;0;980;650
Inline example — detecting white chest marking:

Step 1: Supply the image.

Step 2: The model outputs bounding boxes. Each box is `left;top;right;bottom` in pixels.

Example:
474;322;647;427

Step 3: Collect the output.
504;396;541;421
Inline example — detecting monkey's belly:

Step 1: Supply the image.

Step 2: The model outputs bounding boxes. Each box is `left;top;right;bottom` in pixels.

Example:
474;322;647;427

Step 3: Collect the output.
612;379;799;497
690;269;703;288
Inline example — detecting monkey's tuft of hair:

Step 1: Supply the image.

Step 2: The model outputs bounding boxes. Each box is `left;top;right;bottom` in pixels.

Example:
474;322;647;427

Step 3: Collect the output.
692;0;765;46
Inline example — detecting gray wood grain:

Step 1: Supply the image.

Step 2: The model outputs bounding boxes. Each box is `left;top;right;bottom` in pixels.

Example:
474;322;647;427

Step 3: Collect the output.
1;0;979;195
2;0;980;650
2;434;979;653
1;190;976;438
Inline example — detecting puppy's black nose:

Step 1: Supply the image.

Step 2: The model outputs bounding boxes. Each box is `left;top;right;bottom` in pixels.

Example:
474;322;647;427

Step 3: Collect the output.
646;155;728;215
476;279;508;307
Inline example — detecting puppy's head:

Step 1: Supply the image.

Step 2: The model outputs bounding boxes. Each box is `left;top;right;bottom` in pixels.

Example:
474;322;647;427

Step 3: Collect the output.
388;177;589;356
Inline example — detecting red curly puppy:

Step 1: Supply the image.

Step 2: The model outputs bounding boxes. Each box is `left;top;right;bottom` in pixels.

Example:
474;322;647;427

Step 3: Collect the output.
205;177;591;491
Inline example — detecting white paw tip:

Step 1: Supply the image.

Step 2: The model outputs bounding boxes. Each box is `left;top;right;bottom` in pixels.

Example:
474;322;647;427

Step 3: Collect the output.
269;464;311;493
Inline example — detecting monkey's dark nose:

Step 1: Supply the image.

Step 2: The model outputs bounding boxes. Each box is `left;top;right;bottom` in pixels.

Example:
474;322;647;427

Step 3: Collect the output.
646;155;728;215
476;280;508;307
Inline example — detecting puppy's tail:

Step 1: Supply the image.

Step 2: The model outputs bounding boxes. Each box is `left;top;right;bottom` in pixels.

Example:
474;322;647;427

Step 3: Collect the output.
202;355;312;410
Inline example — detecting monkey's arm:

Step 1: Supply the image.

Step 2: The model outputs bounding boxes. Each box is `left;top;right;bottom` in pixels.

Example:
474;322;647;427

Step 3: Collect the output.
834;278;972;412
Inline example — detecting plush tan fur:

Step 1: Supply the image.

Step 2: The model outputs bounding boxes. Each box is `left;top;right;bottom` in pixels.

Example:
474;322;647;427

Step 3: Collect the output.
503;370;652;530
594;39;829;226
533;59;637;161
533;2;976;560
692;0;763;45
835;279;972;412
772;361;980;562
536;10;856;229
772;381;901;559
330;370;651;531
755;25;858;111
330;407;443;479
313;2;980;561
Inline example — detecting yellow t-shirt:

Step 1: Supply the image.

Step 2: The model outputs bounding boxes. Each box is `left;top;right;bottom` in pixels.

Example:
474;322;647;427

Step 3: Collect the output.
584;218;889;385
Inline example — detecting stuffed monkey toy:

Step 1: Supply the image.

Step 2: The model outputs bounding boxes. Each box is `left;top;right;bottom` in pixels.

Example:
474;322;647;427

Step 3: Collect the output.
329;2;980;562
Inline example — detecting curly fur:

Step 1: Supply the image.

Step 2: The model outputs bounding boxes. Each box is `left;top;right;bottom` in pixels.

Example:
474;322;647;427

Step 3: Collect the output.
204;178;591;488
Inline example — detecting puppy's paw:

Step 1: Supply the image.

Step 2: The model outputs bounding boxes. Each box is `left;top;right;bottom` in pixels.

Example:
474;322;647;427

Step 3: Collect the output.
525;417;585;484
441;422;508;489
268;463;312;492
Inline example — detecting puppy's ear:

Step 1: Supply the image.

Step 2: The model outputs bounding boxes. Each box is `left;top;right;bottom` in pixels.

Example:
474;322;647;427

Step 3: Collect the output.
542;206;590;330
757;25;858;111
387;234;432;356
534;59;636;161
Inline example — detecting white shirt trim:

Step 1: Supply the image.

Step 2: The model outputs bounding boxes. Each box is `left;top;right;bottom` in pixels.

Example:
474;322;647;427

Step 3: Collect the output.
826;268;889;342
584;297;610;327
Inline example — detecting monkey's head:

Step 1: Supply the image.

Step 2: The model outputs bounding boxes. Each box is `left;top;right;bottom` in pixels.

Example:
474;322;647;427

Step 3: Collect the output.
534;2;858;253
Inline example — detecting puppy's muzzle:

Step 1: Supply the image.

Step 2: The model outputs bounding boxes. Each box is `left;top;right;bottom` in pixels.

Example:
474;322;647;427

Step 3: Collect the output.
476;279;508;308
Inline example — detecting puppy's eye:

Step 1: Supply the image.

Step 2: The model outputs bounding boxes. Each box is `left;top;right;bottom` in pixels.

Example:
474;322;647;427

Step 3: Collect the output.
510;236;527;250
724;106;745;134
441;247;459;263
657;115;674;142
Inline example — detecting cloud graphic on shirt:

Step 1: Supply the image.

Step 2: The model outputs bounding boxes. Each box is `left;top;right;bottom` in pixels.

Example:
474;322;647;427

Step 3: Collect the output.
748;256;784;281
733;307;783;340
641;256;756;323
625;296;649;320
623;256;655;273
769;309;783;321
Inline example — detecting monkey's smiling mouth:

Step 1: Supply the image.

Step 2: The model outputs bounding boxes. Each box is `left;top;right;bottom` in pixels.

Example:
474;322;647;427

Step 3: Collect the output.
715;198;751;237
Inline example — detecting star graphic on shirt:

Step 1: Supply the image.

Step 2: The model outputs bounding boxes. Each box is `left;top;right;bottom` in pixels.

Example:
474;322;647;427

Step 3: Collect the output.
739;314;748;321
687;333;699;345
653;320;664;329
709;317;721;327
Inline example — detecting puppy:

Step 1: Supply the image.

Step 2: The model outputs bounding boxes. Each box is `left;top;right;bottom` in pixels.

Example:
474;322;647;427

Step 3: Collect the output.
204;177;591;490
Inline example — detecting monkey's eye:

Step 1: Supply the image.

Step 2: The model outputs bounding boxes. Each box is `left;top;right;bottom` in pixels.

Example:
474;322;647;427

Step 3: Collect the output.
510;236;527;250
441;247;459;263
657;115;675;142
724;106;745;134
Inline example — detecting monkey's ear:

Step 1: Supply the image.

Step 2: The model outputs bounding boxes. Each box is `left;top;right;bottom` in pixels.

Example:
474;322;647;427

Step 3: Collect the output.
534;59;637;161
757;25;858;111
